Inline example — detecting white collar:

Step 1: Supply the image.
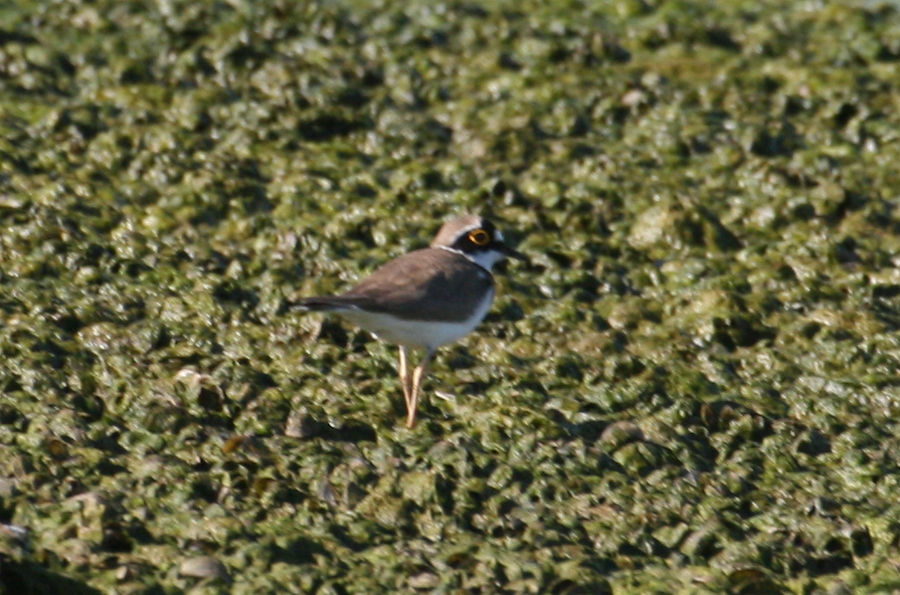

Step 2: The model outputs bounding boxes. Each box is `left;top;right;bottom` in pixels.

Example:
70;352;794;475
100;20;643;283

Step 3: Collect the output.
436;245;503;272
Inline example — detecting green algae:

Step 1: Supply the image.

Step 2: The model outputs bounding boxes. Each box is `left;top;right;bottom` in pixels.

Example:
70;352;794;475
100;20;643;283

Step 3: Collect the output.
3;0;900;593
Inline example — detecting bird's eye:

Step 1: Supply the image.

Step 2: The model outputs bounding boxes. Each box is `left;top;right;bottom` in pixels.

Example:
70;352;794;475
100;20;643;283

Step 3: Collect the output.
468;229;491;246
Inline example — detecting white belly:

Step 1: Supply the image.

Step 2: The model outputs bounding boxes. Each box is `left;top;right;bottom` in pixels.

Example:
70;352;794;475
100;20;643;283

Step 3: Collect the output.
339;288;494;350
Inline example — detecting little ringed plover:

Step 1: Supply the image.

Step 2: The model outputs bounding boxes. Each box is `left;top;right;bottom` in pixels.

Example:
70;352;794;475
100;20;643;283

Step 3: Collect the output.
294;214;525;428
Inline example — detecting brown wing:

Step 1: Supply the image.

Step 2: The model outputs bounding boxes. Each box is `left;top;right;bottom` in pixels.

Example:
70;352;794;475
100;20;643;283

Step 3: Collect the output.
341;248;495;322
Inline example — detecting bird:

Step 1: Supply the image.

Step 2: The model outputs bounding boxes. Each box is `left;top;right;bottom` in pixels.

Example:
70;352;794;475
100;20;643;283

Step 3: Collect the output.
293;214;525;428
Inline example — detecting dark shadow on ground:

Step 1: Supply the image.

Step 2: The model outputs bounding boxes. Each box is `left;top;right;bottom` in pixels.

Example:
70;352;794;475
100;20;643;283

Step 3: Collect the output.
1;558;104;595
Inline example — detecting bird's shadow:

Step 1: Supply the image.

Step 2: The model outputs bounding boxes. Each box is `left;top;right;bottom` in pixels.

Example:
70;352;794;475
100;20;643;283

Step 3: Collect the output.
1;557;104;595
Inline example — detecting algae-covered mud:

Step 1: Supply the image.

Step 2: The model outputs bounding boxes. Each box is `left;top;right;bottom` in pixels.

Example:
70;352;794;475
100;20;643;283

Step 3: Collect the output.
3;0;900;592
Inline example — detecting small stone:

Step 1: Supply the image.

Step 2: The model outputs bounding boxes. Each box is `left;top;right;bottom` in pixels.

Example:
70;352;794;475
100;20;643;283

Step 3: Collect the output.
179;556;229;581
600;420;644;449
0;477;17;498
285;409;321;438
408;571;440;589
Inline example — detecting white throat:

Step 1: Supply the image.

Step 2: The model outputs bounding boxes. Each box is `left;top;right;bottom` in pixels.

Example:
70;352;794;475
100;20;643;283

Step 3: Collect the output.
468;249;505;271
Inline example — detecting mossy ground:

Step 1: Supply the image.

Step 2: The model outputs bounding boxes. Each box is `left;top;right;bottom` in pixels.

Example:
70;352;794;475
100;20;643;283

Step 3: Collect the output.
3;0;900;593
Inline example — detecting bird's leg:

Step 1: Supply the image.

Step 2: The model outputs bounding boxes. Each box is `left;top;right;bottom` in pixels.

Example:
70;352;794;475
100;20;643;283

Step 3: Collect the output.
398;345;413;410
406;349;434;428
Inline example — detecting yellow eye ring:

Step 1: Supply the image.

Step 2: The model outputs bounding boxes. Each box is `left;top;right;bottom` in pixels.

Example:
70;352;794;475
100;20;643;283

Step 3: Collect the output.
468;229;490;246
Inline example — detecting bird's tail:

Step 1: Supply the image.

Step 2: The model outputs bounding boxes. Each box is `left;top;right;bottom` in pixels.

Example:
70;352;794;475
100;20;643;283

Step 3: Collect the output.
288;296;358;313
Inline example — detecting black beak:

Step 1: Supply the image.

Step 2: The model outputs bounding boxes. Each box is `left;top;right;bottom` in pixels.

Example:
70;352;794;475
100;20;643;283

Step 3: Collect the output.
497;241;528;263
